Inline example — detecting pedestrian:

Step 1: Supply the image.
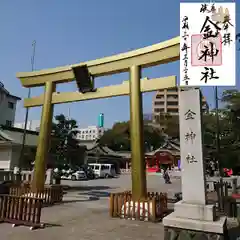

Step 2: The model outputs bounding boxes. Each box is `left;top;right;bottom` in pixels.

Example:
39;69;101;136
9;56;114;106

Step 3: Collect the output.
163;168;171;184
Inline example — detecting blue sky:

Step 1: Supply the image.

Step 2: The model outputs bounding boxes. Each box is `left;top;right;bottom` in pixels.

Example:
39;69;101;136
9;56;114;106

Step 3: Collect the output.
0;0;239;128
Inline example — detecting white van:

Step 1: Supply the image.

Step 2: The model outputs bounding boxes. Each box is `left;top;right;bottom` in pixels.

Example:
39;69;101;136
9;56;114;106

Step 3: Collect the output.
88;163;116;178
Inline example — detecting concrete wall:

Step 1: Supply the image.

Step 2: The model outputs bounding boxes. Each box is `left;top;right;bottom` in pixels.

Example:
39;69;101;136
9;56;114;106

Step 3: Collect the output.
0;145;22;171
10;146;21;170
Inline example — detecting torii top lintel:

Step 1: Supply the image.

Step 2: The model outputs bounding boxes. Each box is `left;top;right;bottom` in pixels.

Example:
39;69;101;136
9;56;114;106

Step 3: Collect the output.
16;36;180;88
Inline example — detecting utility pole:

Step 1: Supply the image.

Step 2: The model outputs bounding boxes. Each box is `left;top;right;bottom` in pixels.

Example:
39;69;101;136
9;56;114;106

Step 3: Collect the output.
68;107;71;120
214;86;222;176
19;40;36;169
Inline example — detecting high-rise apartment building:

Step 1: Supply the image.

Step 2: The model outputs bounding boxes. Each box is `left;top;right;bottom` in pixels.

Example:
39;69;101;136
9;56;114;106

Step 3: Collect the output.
152;87;208;120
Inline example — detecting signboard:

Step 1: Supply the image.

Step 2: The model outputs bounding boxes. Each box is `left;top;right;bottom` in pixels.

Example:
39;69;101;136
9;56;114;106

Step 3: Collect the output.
180;2;236;86
179;89;206;204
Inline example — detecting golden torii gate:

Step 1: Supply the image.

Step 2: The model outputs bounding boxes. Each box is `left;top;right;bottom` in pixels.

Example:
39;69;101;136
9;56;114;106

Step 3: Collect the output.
16;36;180;200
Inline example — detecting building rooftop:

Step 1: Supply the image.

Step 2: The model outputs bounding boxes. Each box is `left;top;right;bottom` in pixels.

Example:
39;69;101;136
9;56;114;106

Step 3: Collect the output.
0;125;38;146
0;82;21;100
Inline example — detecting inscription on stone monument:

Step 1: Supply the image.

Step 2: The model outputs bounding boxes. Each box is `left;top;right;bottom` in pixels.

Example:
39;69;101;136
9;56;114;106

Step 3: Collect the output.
179;89;207;204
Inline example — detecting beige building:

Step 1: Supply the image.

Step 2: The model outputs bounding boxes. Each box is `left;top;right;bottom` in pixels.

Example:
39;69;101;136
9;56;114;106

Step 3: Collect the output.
152;87;208;120
0;82;21;127
0;126;38;170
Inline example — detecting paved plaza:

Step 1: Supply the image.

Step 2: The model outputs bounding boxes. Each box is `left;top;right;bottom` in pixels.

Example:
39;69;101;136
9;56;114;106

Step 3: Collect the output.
0;174;180;240
0;174;239;239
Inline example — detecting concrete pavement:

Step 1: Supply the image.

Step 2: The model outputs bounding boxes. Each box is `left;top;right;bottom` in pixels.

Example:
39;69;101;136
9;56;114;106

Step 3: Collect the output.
0;175;181;240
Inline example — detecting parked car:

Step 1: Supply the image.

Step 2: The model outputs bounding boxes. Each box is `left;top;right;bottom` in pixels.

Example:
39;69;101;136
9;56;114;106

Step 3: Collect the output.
88;163;116;178
59;168;74;180
71;169;87;181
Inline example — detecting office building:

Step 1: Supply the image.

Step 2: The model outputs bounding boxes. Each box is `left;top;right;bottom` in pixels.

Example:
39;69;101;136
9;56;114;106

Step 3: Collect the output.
76;126;104;141
0;82;21;127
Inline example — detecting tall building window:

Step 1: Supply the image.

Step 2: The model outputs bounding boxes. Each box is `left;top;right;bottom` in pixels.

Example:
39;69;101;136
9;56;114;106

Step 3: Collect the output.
8;102;14;109
167;109;178;113
167;101;178;106
167;88;177;92
167;95;178;99
6;120;12;126
156;95;164;99
154;108;164;113
155;101;164;105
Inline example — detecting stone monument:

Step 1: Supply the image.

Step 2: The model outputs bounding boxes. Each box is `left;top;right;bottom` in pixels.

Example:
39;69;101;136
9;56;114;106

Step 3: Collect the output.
163;89;227;239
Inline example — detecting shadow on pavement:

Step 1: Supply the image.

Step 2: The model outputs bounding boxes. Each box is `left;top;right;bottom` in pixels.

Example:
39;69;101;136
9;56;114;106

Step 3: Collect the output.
54;195;100;206
44;223;63;228
79;191;110;198
64;185;112;192
62;198;100;204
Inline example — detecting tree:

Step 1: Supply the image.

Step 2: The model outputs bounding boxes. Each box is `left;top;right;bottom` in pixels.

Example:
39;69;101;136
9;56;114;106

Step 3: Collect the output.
236;33;240;50
99;121;130;151
153;113;180;138
220;89;240;169
203;89;240;171
99;121;164;151
222;89;240;130
143;124;164;150
50;114;83;169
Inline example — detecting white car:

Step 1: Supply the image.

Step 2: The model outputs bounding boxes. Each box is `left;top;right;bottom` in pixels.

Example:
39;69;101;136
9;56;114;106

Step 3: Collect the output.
71;170;87;181
88;163;116;178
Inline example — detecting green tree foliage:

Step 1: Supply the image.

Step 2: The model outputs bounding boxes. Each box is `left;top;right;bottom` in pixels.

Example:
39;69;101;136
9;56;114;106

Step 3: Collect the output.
99;121;130;151
237;33;240;50
99;121;164;151
220;89;240;169
221;89;240;140
203;89;240;170
155;113;180;138
50;114;84;169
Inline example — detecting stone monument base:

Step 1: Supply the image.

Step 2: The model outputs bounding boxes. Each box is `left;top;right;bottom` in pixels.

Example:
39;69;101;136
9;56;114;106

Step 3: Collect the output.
163;214;227;239
163;201;227;239
164;224;227;240
173;201;217;221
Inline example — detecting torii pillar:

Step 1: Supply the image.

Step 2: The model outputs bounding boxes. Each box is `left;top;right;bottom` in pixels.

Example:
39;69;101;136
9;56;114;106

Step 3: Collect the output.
31;82;55;192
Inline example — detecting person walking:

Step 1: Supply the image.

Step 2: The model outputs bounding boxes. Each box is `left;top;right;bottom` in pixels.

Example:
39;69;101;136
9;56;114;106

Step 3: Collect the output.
163;168;171;184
